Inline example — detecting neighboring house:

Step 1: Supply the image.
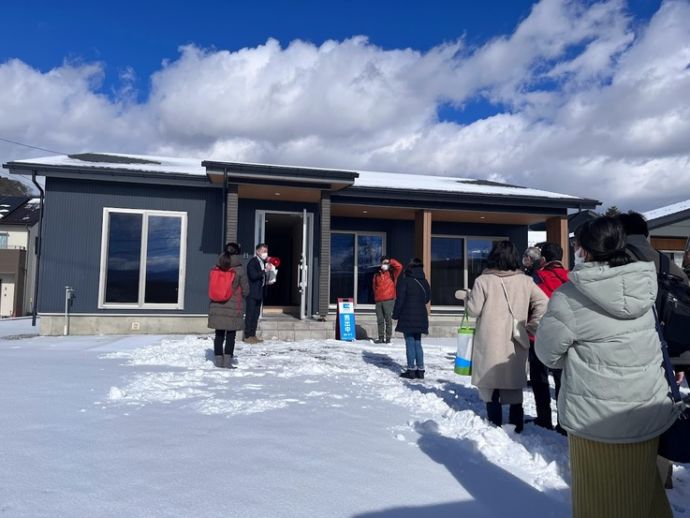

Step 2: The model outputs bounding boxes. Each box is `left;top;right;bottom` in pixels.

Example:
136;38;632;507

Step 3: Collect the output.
3;153;599;336
0;197;41;317
644;199;690;268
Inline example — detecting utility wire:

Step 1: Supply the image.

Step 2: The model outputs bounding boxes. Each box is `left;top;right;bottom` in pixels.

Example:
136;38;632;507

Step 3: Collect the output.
0;135;65;155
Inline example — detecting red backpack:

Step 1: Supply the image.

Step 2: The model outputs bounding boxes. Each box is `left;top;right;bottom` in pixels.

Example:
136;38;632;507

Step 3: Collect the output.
208;267;237;302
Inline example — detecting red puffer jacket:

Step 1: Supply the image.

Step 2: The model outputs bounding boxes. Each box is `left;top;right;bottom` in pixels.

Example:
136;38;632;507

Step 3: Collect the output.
373;258;402;302
534;261;569;298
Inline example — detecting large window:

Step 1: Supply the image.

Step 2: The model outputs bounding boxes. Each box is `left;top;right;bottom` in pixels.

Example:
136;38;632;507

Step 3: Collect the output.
430;235;505;306
467;238;503;289
99;209;187;309
431;237;464;305
330;232;385;305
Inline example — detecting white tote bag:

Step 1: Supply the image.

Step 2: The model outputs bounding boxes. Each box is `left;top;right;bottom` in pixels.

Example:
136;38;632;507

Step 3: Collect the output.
499;278;530;350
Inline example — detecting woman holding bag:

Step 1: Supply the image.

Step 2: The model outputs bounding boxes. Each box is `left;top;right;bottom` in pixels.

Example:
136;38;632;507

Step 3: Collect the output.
462;240;548;432
535;217;677;518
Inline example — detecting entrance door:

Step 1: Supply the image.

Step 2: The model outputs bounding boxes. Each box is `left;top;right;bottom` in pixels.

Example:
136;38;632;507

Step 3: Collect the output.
0;275;15;317
255;210;314;319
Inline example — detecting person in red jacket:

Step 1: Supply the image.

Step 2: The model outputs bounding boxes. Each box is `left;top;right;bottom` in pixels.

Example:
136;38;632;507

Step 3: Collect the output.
372;256;402;343
529;242;569;433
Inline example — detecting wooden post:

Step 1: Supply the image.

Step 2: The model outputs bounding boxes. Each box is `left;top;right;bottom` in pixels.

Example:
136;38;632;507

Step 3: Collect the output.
415;210;432;281
318;193;331;319
546;216;569;269
225;184;239;244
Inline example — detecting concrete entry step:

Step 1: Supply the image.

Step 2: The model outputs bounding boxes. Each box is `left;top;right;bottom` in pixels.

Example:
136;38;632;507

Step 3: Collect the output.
256;313;464;341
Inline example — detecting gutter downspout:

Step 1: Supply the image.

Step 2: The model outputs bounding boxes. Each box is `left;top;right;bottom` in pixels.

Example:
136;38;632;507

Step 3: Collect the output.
31;171;44;327
221;168;228;251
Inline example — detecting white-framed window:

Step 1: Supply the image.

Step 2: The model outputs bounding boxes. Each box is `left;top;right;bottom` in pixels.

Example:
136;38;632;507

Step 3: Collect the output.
330;231;386;306
98;208;187;309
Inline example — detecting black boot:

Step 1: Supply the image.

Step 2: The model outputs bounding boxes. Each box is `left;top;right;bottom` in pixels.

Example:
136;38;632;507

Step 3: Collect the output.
214;355;224;368
530;382;554;430
415;369;425;379
486;402;502;426
373;337;386;344
399;369;416;379
509;404;524;434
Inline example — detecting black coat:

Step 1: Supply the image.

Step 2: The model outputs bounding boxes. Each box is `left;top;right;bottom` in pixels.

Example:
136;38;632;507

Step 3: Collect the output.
246;256;267;300
392;266;431;335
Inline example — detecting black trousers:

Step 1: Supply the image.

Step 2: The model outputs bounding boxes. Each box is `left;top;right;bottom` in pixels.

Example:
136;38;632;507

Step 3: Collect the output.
214;330;237;356
244;297;262;338
529;344;562;427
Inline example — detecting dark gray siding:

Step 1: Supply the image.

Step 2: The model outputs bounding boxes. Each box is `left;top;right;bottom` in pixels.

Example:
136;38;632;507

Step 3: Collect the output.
39;177;223;314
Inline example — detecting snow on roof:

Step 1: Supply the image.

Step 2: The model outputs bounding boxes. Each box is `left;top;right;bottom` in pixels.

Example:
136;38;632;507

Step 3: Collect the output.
10;153;206;177
644;199;690;222
9;153;583;200
352;170;579;199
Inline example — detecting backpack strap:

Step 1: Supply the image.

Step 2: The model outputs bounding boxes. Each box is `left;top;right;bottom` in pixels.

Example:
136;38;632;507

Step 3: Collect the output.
658;250;672;277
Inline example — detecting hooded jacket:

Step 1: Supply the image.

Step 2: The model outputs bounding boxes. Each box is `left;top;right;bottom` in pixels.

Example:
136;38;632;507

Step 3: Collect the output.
392;265;431;334
535;261;678;443
534;261;570;298
466;269;548;389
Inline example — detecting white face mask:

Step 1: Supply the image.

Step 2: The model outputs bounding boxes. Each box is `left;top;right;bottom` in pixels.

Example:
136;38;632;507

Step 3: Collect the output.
381;264;390;271
574;248;585;266
259;252;268;260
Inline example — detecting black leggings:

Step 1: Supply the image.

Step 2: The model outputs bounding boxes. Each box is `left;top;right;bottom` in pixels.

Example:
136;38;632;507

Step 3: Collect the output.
214;330;237;356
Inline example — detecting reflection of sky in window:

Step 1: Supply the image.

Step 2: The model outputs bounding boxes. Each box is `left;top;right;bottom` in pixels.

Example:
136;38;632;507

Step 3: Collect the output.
432;238;463;261
146;217;181;276
331;234;354;271
105;213;142;303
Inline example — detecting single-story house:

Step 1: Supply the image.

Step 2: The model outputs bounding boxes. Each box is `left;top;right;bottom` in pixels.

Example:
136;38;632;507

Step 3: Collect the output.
644;199;690;269
3;153;599;337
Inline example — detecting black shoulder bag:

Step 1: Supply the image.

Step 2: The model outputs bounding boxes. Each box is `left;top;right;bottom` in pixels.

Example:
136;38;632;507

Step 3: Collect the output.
655;307;690;463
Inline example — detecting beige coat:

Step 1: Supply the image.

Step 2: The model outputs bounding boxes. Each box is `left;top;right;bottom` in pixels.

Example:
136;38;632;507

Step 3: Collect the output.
466;269;548;390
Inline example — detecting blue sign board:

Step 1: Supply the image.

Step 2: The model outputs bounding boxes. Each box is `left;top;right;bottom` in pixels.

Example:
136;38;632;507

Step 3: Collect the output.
337;298;356;341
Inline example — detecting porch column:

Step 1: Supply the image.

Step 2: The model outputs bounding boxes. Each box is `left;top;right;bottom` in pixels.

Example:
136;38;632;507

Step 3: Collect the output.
546;216;569;269
225;184;239;244
318;192;331;319
415;210;432;281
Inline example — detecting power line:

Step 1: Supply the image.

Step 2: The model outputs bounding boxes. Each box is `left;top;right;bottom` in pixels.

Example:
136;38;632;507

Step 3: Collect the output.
0;135;65;155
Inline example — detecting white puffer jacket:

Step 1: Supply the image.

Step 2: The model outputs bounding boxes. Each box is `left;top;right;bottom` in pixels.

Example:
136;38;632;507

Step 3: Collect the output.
535;261;678;443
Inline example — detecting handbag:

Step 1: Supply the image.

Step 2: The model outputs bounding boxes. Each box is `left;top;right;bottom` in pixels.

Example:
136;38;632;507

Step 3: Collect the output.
455;312;474;375
499;278;530;350
655;308;690;463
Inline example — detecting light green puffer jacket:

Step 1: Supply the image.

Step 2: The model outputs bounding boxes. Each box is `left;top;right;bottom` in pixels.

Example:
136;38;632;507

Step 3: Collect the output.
535;261;678;443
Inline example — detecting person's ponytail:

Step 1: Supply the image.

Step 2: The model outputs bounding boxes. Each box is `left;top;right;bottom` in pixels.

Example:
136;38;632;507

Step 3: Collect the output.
607;249;633;268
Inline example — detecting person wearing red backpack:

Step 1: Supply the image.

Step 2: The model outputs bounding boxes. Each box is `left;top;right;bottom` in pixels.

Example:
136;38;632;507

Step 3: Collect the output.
208;243;249;368
528;242;569;433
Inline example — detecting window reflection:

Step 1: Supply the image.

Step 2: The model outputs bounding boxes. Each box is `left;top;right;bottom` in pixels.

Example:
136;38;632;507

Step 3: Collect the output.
431;237;464;305
357;235;383;304
145;216;182;304
330;233;355;302
105;213;143;303
468;238;501;288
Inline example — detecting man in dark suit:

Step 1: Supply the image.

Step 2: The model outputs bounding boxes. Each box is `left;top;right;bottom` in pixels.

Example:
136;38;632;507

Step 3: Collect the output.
244;243;270;343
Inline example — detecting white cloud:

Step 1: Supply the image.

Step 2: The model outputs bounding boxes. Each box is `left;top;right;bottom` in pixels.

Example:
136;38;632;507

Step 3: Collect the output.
1;0;689;211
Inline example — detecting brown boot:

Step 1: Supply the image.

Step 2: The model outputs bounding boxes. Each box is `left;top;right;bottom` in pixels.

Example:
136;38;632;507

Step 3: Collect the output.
244;336;259;344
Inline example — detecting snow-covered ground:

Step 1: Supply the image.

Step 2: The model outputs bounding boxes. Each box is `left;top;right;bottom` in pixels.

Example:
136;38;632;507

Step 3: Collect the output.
1;319;688;517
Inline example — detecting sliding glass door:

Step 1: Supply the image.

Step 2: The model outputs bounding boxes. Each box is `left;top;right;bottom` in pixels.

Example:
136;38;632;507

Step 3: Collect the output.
330;232;385;305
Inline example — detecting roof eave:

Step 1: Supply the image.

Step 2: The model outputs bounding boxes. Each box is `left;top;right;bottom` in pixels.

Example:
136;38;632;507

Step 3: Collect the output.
3;162;209;185
647;208;690;230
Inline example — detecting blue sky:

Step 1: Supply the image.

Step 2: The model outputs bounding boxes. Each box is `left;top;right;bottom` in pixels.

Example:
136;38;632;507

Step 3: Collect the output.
1;0;688;211
2;0;660;103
